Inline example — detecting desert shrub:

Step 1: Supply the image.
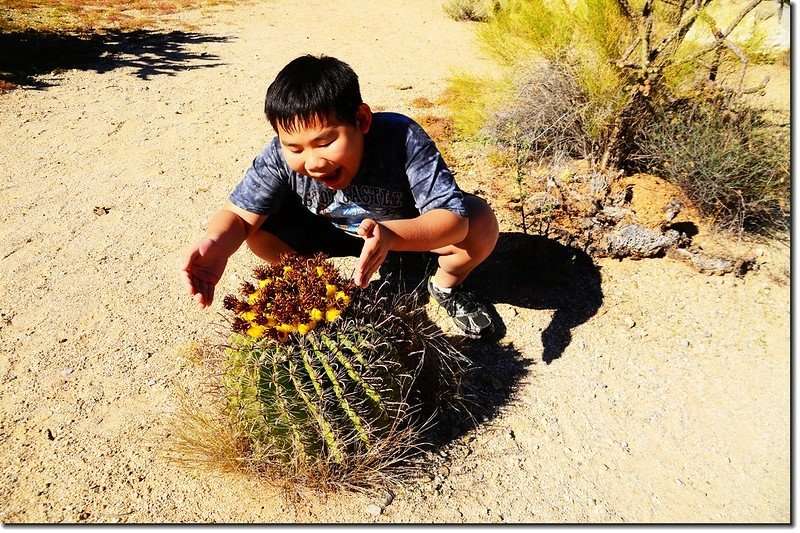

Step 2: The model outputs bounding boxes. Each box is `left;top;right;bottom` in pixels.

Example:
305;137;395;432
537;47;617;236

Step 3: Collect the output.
172;253;471;493
441;72;511;138
443;0;493;22
486;59;600;161
445;0;788;233
631;92;789;232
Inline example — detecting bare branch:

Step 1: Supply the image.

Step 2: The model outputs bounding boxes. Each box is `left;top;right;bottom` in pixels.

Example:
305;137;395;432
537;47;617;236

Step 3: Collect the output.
721;38;750;94
721;0;764;38
616;36;642;66
615;0;634;21
642;0;654;66
676;0;767;67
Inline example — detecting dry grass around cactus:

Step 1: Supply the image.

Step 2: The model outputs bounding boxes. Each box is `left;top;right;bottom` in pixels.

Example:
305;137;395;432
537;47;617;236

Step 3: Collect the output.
169;253;471;494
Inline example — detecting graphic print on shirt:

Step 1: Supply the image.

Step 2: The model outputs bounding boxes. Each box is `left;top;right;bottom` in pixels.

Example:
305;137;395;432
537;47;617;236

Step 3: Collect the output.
318;186;405;235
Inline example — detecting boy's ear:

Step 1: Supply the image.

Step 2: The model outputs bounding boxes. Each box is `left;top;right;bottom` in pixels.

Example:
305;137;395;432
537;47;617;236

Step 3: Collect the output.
355;103;372;134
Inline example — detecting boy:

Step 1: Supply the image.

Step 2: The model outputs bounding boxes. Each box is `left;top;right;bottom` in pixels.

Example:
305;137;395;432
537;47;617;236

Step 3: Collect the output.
179;54;498;337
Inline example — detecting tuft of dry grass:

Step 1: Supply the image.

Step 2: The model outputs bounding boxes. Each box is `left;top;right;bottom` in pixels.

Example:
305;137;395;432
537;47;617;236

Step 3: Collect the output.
0;0;245;33
443;0;493;22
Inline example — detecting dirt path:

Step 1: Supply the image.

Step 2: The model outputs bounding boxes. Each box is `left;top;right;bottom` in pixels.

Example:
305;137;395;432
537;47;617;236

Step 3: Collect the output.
0;0;790;523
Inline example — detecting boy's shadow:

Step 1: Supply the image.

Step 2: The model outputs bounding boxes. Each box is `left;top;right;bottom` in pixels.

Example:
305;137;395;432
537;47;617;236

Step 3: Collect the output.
378;232;603;446
381;231;603;365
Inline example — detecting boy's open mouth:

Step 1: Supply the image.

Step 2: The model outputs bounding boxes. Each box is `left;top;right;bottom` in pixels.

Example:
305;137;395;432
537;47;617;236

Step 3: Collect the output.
317;168;342;187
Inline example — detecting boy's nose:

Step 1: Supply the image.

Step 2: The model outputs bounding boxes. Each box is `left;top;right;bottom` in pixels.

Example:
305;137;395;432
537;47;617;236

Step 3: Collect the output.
305;153;330;174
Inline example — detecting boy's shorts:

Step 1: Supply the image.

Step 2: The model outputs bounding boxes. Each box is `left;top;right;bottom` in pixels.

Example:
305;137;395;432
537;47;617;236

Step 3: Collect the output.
260;194;363;257
260;192;481;258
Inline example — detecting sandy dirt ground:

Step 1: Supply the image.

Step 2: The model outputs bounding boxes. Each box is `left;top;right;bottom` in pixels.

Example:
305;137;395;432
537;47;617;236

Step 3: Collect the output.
0;0;791;523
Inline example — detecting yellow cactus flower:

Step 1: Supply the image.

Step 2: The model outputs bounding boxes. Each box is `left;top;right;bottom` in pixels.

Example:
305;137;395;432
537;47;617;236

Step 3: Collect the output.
246;325;266;338
247;291;260;305
326;284;337;297
240;311;256;322
316;266;325;277
297;321;317;335
283;266;293;274
309;308;324;322
326;308;342;322
275;323;296;333
335;291;351;304
258;278;272;289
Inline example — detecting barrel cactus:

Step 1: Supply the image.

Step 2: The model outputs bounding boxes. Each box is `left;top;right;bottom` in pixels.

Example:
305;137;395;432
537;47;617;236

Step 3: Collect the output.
182;252;470;491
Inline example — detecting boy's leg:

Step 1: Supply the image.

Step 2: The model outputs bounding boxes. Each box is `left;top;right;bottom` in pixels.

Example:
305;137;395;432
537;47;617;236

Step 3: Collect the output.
428;194;499;337
245;195;363;262
431;194;499;288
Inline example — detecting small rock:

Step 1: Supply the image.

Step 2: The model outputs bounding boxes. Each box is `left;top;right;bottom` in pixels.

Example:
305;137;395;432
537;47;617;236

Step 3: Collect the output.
623;316;636;328
364;503;382;517
383;490;395;507
61;368;74;376
437;465;450;477
147;380;156;386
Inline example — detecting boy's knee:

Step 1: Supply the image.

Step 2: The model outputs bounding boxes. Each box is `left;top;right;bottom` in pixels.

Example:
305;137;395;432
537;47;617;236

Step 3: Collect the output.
245;230;293;264
465;195;499;248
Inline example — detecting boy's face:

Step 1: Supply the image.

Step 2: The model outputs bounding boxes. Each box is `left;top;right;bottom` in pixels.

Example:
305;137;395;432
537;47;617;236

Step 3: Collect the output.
277;104;372;190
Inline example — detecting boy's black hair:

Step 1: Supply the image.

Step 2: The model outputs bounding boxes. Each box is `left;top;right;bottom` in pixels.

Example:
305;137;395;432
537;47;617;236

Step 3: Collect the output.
265;55;363;132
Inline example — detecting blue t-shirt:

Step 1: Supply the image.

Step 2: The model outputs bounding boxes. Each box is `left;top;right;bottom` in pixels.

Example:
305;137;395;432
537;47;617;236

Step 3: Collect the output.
229;112;467;235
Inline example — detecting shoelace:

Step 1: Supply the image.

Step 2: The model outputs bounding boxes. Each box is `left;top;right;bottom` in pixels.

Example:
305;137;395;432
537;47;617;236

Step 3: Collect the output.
439;287;482;315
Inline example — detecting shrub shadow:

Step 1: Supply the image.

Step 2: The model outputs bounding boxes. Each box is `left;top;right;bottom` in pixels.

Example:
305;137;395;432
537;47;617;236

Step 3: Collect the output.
0;28;230;88
469;231;604;364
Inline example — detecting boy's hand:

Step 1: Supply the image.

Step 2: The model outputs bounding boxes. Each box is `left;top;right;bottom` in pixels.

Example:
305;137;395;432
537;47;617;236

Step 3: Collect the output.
355;219;395;288
179;238;229;308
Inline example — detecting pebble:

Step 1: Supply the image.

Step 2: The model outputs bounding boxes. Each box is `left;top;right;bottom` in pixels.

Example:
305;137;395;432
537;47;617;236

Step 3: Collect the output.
437;465;450;477
623;316;636;328
61;368;74;376
147;380;156;386
364;503;382;517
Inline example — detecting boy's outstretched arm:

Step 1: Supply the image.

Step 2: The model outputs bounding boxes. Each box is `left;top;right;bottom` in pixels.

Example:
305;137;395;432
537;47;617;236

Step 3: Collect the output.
354;208;467;288
179;202;266;308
